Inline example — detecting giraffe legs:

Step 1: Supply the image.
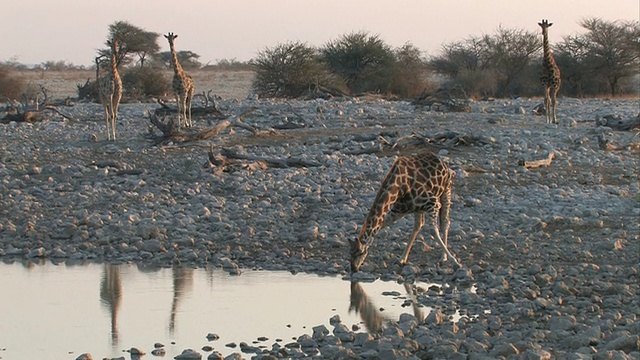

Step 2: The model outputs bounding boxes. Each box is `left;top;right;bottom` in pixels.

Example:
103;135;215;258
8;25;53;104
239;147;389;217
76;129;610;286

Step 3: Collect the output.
104;100;116;141
400;212;424;265
438;185;452;261
110;99;120;141
550;86;560;124
544;86;559;125
104;107;111;141
428;205;460;267
185;89;194;128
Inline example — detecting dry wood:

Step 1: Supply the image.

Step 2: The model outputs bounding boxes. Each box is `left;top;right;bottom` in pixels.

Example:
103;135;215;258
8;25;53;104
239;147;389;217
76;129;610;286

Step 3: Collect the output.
208;146;321;172
1;85;76;123
147;106;274;145
153;96;226;119
596;132;640;151
596;114;640;131
518;152;555;169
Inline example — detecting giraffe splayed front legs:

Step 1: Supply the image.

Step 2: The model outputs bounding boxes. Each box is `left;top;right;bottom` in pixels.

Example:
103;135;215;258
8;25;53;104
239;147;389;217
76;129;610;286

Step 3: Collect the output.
349;152;460;272
539;19;561;125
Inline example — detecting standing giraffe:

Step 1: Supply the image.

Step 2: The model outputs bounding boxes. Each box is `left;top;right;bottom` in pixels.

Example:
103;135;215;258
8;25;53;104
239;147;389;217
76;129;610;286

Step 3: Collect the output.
98;39;122;141
164;32;195;128
539;19;561;124
349;152;460;272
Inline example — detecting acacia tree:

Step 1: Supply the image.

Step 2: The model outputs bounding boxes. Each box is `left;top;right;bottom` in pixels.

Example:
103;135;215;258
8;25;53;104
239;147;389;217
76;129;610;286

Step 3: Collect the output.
481;27;540;97
252;41;336;98
579;18;640;95
321;31;395;94
389;42;431;98
555;34;593;97
104;21;161;67
429;27;540;97
156;50;202;70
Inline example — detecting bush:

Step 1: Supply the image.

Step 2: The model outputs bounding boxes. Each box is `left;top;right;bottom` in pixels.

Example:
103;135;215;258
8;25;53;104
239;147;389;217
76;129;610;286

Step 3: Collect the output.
0;66;26;100
121;66;170;98
321;32;395;94
388;43;432;98
252;41;338;98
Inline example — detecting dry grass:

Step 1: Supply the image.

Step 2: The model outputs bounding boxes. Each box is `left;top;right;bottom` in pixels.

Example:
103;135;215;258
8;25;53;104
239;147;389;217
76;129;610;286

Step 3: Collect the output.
16;68;255;101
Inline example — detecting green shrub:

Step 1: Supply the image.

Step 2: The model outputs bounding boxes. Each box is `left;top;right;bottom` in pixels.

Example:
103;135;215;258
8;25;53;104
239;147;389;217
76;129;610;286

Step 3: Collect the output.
0;66;26;100
252;41;338;98
389;43;432;98
321;32;395;94
121;66;170;98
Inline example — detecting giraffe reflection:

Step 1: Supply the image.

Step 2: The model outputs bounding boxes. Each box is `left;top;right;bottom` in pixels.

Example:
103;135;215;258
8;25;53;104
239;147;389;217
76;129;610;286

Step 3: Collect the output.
99;264;196;343
169;267;194;334
99;264;122;345
349;282;427;333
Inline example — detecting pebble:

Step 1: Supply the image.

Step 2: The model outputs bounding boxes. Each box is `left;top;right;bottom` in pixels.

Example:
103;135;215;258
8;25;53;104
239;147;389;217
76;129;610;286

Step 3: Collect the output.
1;98;638;358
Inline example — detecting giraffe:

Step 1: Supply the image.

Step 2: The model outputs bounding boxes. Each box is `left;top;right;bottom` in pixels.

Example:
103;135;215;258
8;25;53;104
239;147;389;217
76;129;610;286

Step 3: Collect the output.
164;32;195;128
98;39;123;141
349;152;460;272
538;19;561;125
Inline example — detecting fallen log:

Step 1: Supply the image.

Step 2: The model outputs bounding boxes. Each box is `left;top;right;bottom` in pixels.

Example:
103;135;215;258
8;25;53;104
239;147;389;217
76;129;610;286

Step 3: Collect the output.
219;148;322;168
518;152;555;169
596;133;640;151
207;146;321;173
596;114;640;131
147;107;266;145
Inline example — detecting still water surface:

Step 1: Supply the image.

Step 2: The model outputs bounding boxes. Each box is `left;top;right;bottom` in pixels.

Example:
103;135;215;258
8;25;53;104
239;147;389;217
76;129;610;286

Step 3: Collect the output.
0;260;436;360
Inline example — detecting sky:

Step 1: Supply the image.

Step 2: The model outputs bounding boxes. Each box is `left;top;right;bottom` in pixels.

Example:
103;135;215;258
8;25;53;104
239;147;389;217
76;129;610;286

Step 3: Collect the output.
2;0;639;67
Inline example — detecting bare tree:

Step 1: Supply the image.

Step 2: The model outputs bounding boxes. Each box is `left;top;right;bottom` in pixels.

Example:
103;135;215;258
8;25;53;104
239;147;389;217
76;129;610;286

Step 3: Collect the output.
429;27;540;97
580;18;640;96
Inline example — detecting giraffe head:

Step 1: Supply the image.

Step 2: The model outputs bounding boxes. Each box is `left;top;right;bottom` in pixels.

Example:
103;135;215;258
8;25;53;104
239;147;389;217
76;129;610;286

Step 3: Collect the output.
106;39;119;58
349;237;367;272
538;19;553;31
165;32;178;47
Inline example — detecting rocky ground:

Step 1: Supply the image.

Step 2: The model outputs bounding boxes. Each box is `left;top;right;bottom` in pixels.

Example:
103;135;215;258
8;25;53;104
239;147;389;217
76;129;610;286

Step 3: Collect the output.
1;73;639;359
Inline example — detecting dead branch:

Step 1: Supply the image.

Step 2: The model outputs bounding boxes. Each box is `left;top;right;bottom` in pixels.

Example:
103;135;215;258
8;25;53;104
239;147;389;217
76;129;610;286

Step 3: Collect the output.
518;152;555;169
154;94;226;120
147;106;274;145
193;89;221;110
413;86;471;112
1;85;76;123
344;130;491;155
596;132;640;151
596;114;640;131
207;146;322;172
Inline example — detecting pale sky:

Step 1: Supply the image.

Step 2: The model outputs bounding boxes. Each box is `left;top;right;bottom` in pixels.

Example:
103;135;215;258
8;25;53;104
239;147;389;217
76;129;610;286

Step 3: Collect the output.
2;0;638;67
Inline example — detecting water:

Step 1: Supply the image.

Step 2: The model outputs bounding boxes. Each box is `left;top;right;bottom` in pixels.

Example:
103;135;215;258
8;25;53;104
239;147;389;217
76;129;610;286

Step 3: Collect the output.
0;260;441;360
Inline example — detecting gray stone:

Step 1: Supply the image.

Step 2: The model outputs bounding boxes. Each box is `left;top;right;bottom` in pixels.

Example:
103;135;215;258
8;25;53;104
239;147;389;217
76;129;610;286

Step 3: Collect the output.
175;349;202;359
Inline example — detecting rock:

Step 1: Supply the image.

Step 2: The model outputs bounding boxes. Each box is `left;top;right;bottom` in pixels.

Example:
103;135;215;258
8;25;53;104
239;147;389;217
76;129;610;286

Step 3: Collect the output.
152;348;166;356
174;349;202;359
605;335;639;353
130;347;145;355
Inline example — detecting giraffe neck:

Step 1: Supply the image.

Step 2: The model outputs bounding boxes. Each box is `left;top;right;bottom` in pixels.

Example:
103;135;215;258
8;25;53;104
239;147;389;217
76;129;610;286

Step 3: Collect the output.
541;29;556;66
357;167;400;244
357;209;384;243
169;45;185;76
110;50;118;78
